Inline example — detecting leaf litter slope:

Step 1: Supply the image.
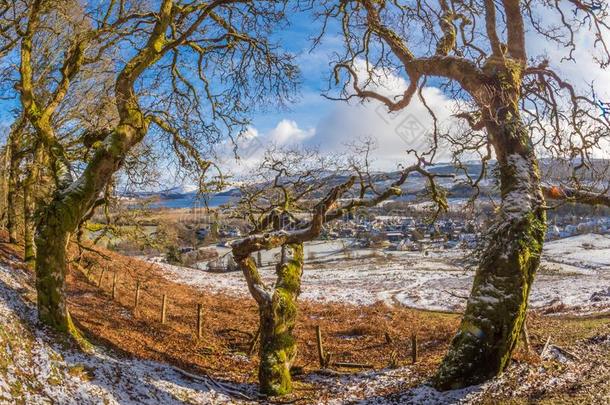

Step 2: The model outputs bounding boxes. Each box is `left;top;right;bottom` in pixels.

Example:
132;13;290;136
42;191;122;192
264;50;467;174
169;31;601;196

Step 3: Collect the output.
1;234;609;404
0;261;255;404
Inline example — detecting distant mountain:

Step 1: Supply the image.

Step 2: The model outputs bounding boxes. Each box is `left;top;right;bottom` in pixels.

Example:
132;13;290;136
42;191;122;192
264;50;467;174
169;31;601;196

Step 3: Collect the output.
121;159;608;204
159;184;199;198
121;183;243;203
216;188;241;197
164;184;199;194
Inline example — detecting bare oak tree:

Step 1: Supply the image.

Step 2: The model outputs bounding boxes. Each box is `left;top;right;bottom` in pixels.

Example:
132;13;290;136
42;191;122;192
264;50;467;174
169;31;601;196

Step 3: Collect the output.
231;144;445;395
311;0;610;389
10;0;296;342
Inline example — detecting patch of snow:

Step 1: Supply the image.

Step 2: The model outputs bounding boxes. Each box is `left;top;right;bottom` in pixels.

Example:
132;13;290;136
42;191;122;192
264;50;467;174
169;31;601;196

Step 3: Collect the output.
0;263;257;404
161;184;199;195
501;154;538;221
153;234;610;314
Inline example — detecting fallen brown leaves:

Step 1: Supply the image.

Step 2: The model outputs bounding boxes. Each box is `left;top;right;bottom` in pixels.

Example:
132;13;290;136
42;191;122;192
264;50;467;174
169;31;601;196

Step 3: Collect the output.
65;244;460;385
2;229;608;402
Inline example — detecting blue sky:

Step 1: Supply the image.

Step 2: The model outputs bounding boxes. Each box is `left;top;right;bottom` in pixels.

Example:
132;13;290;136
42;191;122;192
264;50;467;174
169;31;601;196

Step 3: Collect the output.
219;11;462;177
3;4;610;189
225;8;610;181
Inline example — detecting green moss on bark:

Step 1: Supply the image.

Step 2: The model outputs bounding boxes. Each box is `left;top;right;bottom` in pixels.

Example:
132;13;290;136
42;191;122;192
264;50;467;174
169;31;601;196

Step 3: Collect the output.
435;207;545;390
435;105;546;390
258;243;303;396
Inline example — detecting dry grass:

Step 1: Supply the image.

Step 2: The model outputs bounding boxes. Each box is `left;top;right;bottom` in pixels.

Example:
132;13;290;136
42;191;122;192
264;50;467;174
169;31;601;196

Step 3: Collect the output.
67;246;461;383
1;230;609;403
0;232;459;383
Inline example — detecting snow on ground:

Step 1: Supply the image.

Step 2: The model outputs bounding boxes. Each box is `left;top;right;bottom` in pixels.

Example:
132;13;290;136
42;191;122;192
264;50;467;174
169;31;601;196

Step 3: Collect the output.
1;255;494;405
0;262;257;404
543;233;610;270
2;260;587;405
1;259;474;404
303;343;610;405
1;248;608;403
154;234;610;314
303;368;480;404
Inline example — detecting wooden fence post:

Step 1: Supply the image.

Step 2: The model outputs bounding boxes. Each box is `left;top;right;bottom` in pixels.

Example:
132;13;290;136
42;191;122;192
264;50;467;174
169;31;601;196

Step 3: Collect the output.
197;303;204;339
411;334;418;364
316;325;326;368
134;281;141;314
161;294;168;324
98;266;106;287
112;272;118;300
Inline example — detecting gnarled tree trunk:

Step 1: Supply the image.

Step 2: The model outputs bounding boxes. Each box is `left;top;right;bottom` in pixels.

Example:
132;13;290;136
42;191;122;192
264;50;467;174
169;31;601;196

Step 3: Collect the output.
23;187;36;266
6;118;26;243
34;124;144;340
258;243;303;396
6;158;20;244
30;0;171;339
23;143;45;268
235;243;304;396
35;206;79;336
435;93;546;389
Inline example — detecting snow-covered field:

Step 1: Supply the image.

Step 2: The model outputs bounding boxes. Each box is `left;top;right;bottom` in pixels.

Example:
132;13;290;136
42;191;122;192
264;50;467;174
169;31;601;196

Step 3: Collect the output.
156;234;610;314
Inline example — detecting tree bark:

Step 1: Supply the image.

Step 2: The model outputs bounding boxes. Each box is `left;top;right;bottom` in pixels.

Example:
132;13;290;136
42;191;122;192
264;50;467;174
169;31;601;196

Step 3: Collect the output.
236;243;304;396
34;124;143;340
23;187;35;266
258;243;303;396
31;0;173;339
23;144;45;268
435;96;546;389
34;209;83;339
7;158;20;244
6;119;26;243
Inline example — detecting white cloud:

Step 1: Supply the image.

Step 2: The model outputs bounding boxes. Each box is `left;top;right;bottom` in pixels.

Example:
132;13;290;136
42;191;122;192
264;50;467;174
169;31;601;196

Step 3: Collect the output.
268;119;316;145
301;59;461;169
309;87;459;170
217;119;317;176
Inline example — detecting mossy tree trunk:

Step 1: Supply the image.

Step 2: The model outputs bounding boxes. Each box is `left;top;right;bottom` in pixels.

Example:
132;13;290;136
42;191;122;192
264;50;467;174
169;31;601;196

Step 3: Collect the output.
7;158;20;244
23;143;45;268
435;70;546;389
6;118;26;244
258;243;303;396
34;209;81;337
34;125;144;339
23;189;35;266
22;0;173;339
235;243;304;396
330;0;550;391
233;177;362;396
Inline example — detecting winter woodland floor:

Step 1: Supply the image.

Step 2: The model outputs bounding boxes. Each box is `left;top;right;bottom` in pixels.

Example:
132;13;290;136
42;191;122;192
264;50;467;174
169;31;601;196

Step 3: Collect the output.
1;234;609;404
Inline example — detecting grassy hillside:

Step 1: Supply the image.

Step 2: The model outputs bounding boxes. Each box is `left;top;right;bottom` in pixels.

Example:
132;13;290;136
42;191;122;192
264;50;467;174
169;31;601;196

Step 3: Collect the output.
0;233;609;403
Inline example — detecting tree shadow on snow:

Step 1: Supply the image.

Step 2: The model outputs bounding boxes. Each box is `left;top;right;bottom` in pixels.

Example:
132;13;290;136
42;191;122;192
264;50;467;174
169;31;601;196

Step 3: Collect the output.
301;367;483;405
